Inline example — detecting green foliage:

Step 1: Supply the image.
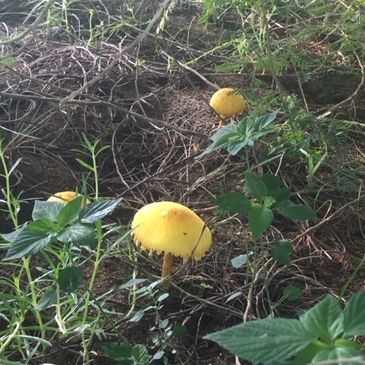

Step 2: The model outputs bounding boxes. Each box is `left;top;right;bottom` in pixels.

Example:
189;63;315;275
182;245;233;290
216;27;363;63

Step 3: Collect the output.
216;171;315;239
3;197;121;260
205;292;365;365
271;240;294;265
198;112;278;158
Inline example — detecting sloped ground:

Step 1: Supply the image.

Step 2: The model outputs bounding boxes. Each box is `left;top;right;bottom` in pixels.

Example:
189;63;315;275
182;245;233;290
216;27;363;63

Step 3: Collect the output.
1;1;365;364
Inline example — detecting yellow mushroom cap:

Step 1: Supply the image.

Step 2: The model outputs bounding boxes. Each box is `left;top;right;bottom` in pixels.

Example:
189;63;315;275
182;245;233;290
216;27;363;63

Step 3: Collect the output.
209;88;245;118
131;201;212;261
47;191;89;205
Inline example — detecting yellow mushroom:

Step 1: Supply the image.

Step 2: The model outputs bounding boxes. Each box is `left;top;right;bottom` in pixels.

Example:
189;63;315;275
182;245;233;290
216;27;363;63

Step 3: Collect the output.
131;201;212;278
209;87;246;127
47;191;89;205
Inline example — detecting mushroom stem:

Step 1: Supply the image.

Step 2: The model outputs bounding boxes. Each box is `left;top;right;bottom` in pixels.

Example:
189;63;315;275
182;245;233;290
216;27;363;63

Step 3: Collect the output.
218;118;226;128
161;252;174;277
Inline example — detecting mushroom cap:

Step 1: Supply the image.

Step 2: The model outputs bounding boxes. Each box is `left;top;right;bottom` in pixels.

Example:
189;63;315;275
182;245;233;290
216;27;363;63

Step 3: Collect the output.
209;88;245;118
47;191;89;205
131;201;212;260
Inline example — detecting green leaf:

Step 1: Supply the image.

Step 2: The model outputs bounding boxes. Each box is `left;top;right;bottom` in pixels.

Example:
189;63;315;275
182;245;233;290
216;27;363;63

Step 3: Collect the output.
204;318;316;364
283;285;302;301
271;240;294;265
248;203;273;239
245;171;268;200
79;198;122;223
301;295;343;343
343;291;365;336
197;124;239;158
57;197;82;227
4;227;52;260
231;254;250;268
35;288;57;310
172;325;187;338
261;174;280;190
311;345;362;364
256;111;277;130
27;218;59;234
0;56;14;69
58;266;83;292
99;342;134;360
132;344;149;364
57;223;97;248
276;202;315;220
32;200;64;222
215;192;251;214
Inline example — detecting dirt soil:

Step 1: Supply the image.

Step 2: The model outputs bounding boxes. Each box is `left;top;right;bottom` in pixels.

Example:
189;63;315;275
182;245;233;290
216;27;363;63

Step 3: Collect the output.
1;2;365;365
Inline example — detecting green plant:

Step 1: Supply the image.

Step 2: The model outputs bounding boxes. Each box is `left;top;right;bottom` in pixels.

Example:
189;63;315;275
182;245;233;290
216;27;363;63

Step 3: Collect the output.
198;111;278;158
205;292;365;365
215;171;315;239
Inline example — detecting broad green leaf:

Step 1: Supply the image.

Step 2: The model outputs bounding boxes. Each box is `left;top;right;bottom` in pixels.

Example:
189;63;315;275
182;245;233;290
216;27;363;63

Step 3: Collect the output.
245;171;268;200
312;345;362;364
32;200;64;222
57;197;82;227
261;174;280;190
4;227;52;260
276;202;315;220
197;124;238;158
343;291;365;336
58;266;83;292
79;198;122;223
99;342;134;361
227;140;249;155
248;203;273;239
27;218;59;234
57;223;96;248
271;240;293;265
283;285;302;301
215;192;251;214
301;295;343;342
204;318;316;364
35;288;57;310
270;188;291;204
263;196;276;208
256;111;278;130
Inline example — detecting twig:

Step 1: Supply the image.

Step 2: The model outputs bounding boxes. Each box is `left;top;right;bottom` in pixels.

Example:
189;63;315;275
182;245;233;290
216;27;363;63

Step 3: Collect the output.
0;0;55;46
61;0;173;103
318;53;364;119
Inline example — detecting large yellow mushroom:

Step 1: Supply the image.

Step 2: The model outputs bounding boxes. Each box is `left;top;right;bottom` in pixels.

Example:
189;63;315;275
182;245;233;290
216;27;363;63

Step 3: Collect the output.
47;191;89;205
209;87;246;127
131;201;212;278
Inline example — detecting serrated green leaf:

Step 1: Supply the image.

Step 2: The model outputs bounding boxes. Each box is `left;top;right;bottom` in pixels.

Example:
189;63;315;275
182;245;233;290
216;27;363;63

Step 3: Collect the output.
256;111;277;129
4;227;52;260
248;203;273;239
245;171;268;200
57;223;96;248
276;202;315;220
271;240;293;265
343;291;365;336
204;318;316;364
301;295;343;342
79;198;122;223
311;345;362;365
32;200;64;222
58;266;83;292
215;192;251;214
57;197;82;227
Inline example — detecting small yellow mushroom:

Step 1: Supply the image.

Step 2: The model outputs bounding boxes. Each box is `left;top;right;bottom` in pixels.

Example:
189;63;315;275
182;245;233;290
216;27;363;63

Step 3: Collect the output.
209;87;246;127
47;191;89;205
131;201;212;279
